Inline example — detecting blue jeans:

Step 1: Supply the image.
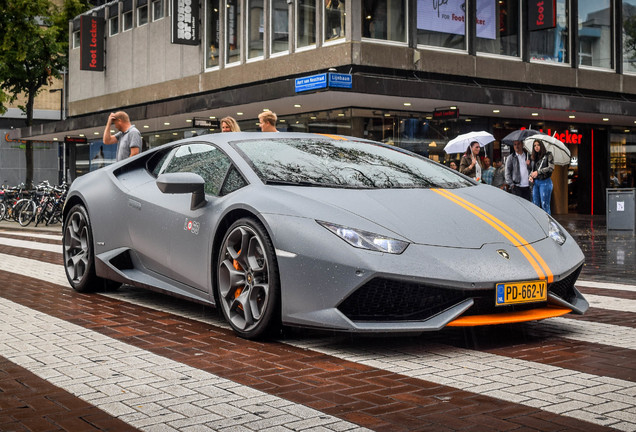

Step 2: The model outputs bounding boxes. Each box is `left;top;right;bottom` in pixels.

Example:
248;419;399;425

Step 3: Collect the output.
533;178;553;214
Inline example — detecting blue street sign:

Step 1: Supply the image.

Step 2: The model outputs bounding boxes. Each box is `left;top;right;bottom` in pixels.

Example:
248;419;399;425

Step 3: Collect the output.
295;73;328;92
328;73;352;89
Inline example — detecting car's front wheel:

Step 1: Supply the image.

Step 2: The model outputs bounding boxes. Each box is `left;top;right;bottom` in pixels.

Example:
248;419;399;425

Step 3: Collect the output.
63;204;106;292
217;218;280;339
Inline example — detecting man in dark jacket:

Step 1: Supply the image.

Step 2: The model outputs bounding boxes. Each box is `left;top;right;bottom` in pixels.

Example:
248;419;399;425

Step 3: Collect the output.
504;141;532;201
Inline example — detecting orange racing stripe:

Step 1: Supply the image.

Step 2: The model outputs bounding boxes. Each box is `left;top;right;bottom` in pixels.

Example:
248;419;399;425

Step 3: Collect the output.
432;188;553;283
436;188;554;283
315;133;348;140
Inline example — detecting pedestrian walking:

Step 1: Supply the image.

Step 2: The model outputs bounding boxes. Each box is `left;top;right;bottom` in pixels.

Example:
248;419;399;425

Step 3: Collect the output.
505;140;532;201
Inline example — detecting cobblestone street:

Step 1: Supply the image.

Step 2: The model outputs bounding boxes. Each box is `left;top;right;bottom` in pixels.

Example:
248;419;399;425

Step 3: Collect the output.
0;217;635;431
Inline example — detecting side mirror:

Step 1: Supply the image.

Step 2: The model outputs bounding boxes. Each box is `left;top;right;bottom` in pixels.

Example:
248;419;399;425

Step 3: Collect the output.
156;172;206;210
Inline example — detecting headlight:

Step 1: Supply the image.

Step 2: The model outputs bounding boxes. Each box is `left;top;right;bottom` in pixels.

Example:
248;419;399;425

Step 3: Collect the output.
317;221;409;254
548;217;566;245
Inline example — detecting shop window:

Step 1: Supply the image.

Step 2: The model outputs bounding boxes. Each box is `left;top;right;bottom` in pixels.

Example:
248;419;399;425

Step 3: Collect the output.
610;132;636;189
123;10;133;31
416;0;466;50
296;0;316;49
271;0;289;55
206;0;220;68
324;0;345;42
476;0;519;57
109;16;119;36
138;4;149;26
528;0;568;64
226;0;242;64
247;0;264;59
623;0;636;74
362;0;406;43
577;0;612;69
152;0;165;21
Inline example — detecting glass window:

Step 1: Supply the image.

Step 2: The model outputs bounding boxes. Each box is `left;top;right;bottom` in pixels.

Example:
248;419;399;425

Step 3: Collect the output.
529;0;568;63
247;0;264;59
72;31;80;49
206;0;220;68
296;0;316;49
138;5;149;26
623;0;636;73
163;144;233;196
324;0;345;42
416;0;466;50
476;0;519;57
234;138;473;189
123;10;133;31
109;16;119;36
220;166;248;195
577;0;612;68
362;0;406;42
610;131;636;188
152;0;165;21
271;0;289;54
227;0;242;64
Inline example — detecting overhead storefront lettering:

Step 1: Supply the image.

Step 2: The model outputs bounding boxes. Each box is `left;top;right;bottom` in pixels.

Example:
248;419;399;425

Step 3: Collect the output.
80;16;104;71
528;0;556;31
172;0;200;45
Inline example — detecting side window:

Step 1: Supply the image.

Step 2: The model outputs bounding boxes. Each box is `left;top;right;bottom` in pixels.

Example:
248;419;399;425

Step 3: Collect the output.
162;143;233;196
148;147;177;176
220;166;248;195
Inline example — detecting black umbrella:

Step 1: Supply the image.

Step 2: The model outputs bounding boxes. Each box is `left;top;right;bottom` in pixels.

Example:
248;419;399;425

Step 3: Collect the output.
501;129;545;146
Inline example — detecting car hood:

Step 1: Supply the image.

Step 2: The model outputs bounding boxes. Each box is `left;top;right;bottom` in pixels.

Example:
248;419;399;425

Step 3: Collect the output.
274;185;548;249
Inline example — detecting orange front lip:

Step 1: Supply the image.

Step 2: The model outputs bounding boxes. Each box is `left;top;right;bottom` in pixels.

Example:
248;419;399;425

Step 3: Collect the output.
446;306;572;327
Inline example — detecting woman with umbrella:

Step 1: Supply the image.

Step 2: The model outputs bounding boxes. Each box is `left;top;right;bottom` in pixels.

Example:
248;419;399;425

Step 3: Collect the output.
459;141;484;182
529;139;555;214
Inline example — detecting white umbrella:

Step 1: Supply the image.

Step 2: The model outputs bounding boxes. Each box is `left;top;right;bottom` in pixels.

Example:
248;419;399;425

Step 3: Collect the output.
444;131;495;154
523;134;572;165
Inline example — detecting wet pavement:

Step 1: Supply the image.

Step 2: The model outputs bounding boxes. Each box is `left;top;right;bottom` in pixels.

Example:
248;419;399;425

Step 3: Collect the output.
0;215;635;431
554;214;636;285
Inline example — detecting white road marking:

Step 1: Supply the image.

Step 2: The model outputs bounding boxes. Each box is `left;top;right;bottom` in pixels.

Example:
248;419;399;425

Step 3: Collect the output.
0;298;369;432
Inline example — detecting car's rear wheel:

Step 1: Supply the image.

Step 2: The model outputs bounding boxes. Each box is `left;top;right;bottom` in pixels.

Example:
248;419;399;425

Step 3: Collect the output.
217;218;280;339
63;204;106;292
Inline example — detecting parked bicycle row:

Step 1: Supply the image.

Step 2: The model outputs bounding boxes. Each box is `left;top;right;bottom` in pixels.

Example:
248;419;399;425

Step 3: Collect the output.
0;181;68;227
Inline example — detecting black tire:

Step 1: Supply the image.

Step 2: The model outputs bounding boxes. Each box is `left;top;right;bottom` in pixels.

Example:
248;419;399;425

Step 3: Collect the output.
62;204;107;292
217;217;280;339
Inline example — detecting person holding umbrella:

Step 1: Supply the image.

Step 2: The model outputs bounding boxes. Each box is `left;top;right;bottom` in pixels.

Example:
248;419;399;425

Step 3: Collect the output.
459;141;484;182
529;139;555;214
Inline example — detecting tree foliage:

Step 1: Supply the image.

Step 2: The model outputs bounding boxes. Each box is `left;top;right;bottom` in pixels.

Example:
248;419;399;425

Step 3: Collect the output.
0;0;90;187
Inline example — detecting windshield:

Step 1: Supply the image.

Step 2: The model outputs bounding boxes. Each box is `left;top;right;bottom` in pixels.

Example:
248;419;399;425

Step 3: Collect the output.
234;137;474;189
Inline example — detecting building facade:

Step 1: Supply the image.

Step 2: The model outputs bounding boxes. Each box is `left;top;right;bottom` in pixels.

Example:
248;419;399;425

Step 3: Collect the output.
9;0;636;215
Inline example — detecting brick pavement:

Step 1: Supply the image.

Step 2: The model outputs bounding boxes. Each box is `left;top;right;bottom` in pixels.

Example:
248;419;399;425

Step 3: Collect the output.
0;221;635;431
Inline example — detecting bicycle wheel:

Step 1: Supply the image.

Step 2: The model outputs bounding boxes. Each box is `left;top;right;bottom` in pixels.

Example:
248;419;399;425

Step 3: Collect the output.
0;202;6;220
12;199;30;222
18;199;37;227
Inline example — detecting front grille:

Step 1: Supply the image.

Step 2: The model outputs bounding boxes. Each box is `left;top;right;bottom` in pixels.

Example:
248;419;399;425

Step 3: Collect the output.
549;264;582;303
338;265;583;322
337;278;464;322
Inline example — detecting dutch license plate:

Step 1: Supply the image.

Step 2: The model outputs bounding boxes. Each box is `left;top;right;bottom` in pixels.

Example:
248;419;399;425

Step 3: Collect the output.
496;280;547;305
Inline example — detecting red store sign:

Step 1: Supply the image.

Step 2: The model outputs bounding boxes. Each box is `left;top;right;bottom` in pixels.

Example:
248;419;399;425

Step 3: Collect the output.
528;0;556;32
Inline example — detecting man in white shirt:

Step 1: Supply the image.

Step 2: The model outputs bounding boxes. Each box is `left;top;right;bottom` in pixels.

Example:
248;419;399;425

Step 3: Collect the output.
504;141;532;201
